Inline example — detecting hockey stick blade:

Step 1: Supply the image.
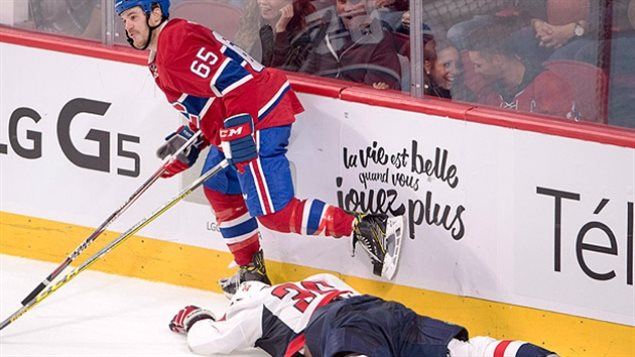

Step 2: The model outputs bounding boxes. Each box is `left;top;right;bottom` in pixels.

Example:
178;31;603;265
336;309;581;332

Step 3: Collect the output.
19;131;203;306
0;159;226;332
381;216;404;280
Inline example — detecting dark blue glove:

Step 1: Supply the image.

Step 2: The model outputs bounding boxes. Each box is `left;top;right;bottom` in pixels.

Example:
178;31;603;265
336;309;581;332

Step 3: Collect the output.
219;114;257;173
156;125;206;178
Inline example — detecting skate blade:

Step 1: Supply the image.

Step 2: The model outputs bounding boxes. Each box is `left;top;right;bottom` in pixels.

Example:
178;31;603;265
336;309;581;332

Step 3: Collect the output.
381;215;404;280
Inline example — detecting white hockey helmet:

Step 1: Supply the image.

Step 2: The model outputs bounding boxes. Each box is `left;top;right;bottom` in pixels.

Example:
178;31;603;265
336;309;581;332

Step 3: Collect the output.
230;281;268;306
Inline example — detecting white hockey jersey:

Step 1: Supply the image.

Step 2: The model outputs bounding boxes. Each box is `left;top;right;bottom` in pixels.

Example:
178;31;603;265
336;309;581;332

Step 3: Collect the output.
187;274;358;356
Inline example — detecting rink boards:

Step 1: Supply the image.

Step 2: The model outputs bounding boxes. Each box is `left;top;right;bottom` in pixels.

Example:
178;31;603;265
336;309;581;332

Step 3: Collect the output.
0;31;633;356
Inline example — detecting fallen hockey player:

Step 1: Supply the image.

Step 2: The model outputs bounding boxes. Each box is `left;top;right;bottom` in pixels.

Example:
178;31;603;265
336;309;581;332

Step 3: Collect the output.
169;273;559;357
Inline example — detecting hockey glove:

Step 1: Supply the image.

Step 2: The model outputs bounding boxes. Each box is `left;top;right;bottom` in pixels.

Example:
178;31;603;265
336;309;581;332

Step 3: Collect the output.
156;125;206;178
219;114;257;173
169;305;215;335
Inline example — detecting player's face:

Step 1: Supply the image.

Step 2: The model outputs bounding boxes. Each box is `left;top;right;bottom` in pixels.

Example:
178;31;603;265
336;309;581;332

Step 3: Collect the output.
120;7;151;49
258;0;291;21
432;46;460;90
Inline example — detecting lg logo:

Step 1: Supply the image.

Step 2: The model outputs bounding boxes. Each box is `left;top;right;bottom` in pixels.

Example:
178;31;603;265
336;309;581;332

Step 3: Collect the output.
1;98;141;177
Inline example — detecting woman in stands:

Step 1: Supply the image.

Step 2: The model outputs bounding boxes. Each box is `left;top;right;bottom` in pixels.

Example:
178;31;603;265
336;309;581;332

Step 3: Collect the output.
424;36;453;99
234;0;317;71
421;33;474;101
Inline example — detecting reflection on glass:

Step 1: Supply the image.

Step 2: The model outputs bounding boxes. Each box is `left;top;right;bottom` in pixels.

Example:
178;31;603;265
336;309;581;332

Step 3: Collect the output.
297;0;405;91
3;0;634;129
234;0;318;71
13;0;102;40
419;0;635;128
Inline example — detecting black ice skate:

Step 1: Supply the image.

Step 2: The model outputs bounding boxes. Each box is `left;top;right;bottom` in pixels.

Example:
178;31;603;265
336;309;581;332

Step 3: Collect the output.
352;213;404;280
218;250;271;298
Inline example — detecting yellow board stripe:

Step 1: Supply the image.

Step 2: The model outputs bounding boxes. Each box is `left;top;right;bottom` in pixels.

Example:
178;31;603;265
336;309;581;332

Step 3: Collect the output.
0;211;632;357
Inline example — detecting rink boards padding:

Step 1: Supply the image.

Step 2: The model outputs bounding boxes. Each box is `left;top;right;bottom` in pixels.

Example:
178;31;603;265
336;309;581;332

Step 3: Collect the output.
0;28;634;357
1;211;633;357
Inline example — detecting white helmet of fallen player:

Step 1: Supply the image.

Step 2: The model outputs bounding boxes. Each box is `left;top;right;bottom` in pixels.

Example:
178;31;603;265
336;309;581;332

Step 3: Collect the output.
230;280;269;306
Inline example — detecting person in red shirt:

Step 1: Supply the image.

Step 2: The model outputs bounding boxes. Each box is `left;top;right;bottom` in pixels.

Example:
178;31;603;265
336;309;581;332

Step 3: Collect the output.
464;22;576;118
114;0;404;296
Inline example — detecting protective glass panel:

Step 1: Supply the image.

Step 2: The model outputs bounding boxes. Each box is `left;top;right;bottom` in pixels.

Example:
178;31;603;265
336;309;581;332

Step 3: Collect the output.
8;0;103;41
413;0;635;128
215;0;407;92
2;0;633;129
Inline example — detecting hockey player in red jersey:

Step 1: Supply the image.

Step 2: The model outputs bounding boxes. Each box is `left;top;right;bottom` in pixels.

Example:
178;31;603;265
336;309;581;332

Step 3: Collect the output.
169;274;560;357
114;0;404;296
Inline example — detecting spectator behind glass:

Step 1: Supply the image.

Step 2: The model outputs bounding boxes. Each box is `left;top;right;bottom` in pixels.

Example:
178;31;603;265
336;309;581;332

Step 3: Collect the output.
395;8;409;35
300;0;402;91
464;22;576;119
15;0;101;40
424;35;465;100
233;0;316;71
522;0;635;128
546;0;634;71
374;0;408;31
447;1;596;65
510;0;595;64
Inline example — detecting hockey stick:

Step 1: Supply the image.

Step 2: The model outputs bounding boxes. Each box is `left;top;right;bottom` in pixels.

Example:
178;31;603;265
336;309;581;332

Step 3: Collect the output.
18;130;204;306
0;159;229;331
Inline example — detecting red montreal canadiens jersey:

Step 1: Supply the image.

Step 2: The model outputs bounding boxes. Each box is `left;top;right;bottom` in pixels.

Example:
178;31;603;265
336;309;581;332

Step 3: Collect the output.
186;274;358;357
150;19;304;145
478;70;575;118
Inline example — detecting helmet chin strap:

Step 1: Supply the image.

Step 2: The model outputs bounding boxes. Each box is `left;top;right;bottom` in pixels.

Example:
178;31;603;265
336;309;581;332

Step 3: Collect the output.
126;14;166;50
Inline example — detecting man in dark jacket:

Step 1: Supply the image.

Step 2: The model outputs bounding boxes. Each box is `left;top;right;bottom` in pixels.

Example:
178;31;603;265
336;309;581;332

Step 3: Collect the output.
300;0;403;91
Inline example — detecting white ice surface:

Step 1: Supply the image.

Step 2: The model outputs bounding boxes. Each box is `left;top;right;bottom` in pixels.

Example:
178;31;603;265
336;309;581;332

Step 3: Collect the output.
0;254;266;356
